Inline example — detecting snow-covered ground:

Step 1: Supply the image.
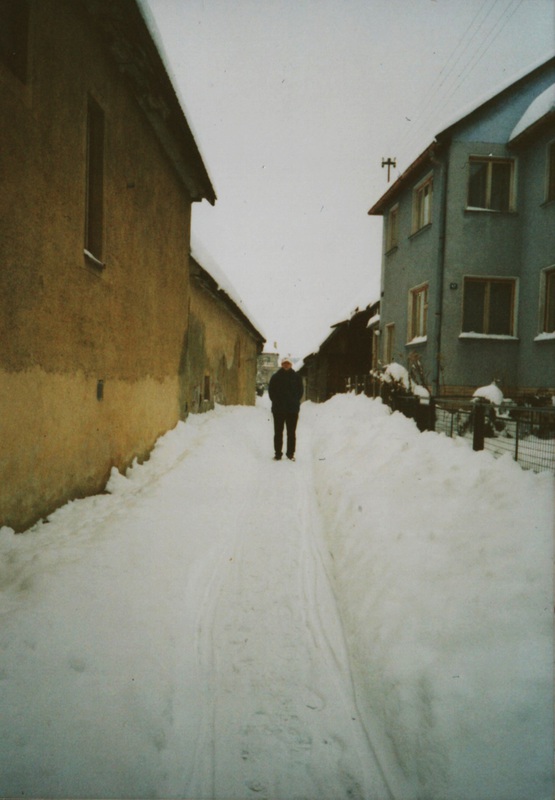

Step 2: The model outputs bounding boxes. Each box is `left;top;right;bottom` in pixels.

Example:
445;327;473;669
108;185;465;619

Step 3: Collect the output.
0;394;552;800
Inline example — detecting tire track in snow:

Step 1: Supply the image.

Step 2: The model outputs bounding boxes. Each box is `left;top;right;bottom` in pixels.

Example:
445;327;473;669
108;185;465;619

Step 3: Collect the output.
185;405;393;799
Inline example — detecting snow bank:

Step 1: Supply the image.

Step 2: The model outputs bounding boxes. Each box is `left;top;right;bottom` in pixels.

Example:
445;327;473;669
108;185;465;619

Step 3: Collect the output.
473;381;504;406
308;394;553;800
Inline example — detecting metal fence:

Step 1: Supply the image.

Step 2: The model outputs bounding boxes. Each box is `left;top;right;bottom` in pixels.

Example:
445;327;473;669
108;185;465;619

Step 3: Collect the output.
345;377;555;474
433;399;555;473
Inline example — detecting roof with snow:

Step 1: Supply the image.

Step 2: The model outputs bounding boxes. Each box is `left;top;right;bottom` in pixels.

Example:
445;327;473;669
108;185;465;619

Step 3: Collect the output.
87;0;215;205
369;55;555;216
509;82;555;143
189;252;265;345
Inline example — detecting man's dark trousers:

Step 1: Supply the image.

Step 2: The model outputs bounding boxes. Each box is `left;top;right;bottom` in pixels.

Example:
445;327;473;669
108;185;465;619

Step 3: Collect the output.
273;411;298;458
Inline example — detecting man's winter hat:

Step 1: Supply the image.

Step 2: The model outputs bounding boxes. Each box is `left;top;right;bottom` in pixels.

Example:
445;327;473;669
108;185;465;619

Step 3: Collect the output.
281;356;293;365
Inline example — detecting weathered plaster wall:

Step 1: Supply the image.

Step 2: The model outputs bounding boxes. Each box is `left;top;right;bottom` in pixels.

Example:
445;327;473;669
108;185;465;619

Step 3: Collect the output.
1;2;194;530
185;282;259;413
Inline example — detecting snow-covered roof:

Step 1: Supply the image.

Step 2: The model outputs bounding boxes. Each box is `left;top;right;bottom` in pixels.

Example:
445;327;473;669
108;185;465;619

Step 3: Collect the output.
509;82;555;141
190;238;266;341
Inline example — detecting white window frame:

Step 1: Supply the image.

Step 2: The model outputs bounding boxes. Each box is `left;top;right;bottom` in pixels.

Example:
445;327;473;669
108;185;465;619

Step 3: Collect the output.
466;156;516;212
412;173;433;233
385;204;399;252
408;282;429;342
460;275;519;338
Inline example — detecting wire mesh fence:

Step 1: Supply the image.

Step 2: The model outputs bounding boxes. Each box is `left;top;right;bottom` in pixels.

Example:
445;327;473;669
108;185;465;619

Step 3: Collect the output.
427;399;555;473
344;377;555;474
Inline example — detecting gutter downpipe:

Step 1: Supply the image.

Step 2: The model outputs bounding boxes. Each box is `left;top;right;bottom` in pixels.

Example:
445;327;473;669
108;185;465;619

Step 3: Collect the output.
431;140;450;396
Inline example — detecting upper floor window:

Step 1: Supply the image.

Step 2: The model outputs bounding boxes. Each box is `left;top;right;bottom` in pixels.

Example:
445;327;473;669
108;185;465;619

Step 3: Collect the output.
0;0;29;83
540;267;555;333
412;175;433;233
385;204;399;252
408;283;428;341
85;96;105;264
462;277;516;336
547;141;555;203
467;157;515;212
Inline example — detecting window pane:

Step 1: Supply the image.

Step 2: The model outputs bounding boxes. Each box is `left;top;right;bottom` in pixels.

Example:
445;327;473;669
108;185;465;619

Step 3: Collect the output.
490;162;511;211
548;143;555;203
545;271;555;332
468;161;488;208
488;281;513;334
462;281;485;332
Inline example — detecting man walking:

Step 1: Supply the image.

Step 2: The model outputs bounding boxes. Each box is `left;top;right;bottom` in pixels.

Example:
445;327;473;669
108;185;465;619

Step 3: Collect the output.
268;356;304;461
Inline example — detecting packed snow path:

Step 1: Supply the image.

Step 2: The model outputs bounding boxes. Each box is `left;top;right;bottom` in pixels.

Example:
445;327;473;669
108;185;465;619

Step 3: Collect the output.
1;395;552;800
184;409;391;799
0;398;392;800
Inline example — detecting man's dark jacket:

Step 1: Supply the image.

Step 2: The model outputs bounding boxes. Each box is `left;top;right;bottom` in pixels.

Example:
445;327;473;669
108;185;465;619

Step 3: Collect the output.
268;368;303;414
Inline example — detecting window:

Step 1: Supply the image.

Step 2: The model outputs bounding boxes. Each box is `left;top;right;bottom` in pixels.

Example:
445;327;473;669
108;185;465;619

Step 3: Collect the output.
372;330;379;370
541;267;555;333
85;97;105;263
467;157;515;211
462;277;516;336
413;175;432;232
384;323;395;363
0;0;29;83
386;204;399;251
547;142;555;203
408;284;428;340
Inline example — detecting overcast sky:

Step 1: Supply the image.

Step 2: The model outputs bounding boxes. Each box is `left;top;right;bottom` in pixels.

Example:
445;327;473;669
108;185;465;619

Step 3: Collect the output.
143;0;554;359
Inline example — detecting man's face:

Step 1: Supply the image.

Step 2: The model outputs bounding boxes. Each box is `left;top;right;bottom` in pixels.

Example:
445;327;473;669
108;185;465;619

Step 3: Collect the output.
282;361;292;370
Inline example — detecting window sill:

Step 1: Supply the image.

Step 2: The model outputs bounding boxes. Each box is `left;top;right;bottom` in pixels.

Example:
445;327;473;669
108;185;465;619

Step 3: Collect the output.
534;332;555;341
385;245;398;256
540;199;555;208
405;336;427;346
409;223;432;240
464;207;517;215
459;333;519;341
84;249;105;270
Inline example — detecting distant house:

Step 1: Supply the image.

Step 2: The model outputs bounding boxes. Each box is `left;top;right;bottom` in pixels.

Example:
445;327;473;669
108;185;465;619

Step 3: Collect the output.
184;256;265;413
368;56;555;399
0;0;219;531
256;352;280;393
301;302;380;402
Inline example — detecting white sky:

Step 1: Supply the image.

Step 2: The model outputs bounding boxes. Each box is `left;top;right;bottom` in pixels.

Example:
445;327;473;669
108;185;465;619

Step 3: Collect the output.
144;0;554;358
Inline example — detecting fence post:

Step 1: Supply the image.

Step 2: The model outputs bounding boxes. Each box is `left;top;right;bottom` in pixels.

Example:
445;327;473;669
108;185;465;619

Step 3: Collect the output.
473;402;485;451
514;416;519;463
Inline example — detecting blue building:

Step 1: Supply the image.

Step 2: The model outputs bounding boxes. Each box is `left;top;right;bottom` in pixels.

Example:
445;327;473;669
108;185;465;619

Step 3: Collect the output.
369;57;555;399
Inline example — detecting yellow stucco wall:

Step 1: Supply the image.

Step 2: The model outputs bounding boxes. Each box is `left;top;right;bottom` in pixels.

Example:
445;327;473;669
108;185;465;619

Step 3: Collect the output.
185;283;260;413
1;2;193;530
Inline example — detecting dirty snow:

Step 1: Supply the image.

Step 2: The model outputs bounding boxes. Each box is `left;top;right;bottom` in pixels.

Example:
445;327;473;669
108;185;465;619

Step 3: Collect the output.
0;394;552;800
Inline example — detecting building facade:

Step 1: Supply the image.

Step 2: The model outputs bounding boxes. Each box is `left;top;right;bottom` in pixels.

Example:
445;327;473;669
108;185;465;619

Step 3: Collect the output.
185;257;265;413
369;57;555;399
302;302;380;402
0;1;223;531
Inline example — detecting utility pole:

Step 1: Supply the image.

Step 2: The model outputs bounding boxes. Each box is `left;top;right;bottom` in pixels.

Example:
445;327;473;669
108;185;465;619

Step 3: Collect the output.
381;157;396;182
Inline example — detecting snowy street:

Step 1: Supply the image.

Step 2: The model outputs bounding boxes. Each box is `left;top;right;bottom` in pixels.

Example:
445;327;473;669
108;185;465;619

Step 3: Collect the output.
0;395;552;800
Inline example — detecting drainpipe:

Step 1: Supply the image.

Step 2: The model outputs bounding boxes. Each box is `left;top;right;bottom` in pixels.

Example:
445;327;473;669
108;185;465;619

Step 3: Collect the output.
431;141;450;396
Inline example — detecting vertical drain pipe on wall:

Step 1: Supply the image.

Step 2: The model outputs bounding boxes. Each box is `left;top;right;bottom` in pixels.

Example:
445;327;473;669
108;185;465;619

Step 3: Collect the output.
432;141;450;396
